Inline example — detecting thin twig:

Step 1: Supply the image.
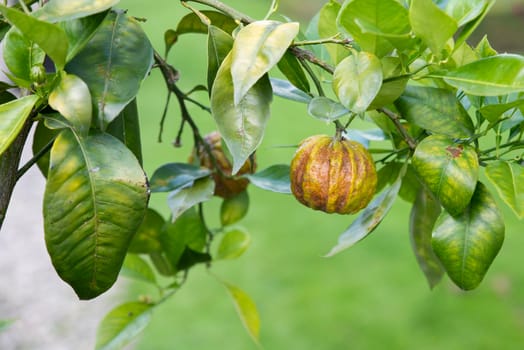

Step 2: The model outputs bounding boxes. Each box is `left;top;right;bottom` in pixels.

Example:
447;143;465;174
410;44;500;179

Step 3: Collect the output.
16;136;55;180
378;108;417;150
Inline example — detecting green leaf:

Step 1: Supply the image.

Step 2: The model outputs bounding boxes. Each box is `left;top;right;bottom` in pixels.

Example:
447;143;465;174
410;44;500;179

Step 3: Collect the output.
44;130;148;299
270;78;312;104
35;0;118;22
479;99;524;123
121;254;157;285
230;20;299;104
61;10;109;62
485;161;524;219
221;191;249;226
318;0;348;64
160;207;208;269
410;0;457;57
475;35;497;58
149;252;175;277
432;182;505;290
0;95;39;156
3;27;45;86
176;248;211;271
167;177;215;220
409;188;444;289
106;99;143;165
368;57;408;110
276;51;310;93
96;302;153;350
176;10;238;36
445;0;488;27
325;166;404;257
0;5;68;70
412;135;479;216
307;96;349;122
455;1;494;48
223;282;260;345
128;208;164;254
32;120;58;177
150;163;211;193
333;51;383;113
337;0;410;57
245;164;291;194
207;25;234;93
436;54;524;96
216;228;251;260
394;86;475;138
211;53;273;174
48;72;92;136
65;10;153;129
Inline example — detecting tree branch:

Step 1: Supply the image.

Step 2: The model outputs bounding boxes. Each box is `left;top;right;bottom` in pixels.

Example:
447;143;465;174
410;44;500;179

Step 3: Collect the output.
378;108;417;150
0;120;33;230
182;0;335;74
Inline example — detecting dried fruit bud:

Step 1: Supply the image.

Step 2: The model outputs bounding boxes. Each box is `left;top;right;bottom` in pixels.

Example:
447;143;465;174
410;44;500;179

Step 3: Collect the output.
290;134;377;214
190;131;256;198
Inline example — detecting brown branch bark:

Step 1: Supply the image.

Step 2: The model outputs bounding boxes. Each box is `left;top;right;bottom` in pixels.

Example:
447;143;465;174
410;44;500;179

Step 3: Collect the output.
0;120;32;230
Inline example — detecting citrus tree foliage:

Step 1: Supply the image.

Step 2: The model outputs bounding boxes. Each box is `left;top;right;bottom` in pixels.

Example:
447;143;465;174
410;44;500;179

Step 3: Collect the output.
0;0;523;347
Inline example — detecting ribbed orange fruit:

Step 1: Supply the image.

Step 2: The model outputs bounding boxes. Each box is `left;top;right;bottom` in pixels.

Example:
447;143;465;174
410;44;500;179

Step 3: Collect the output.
190;131;256;198
290;135;377;214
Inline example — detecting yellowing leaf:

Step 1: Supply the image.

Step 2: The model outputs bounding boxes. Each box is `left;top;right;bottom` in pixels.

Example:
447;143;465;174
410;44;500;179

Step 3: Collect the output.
231;20;299;105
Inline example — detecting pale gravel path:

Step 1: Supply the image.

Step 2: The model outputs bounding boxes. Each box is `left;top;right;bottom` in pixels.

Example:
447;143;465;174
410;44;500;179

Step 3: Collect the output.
0;139;123;350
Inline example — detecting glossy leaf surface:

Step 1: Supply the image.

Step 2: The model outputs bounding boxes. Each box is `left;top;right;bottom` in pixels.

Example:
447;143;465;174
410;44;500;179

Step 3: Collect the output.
106;99;143;165
207;25;234;93
216;228;251;260
438;54;524;96
230;20;299;104
432;183;504;290
35;0;118;22
307;96;349;122
276;51;310;93
245;164;291;194
337;0;410;57
221;191;249;226
149;163;211;193
61;10;109;62
325;167;403;257
445;0;489;26
44;130;148;299
121;254;157;285
48;73;92;136
211;54;273;174
96;302;153;350
410;0;457;57
3;27;45;85
0;5;68;69
479;99;524;123
485;161;524;219
270;78;312;104
160;207;208;270
176;10;238;36
333;52;382;113
319;0;348;64
0;95;39;156
223;282;260;345
409;188;444;289
395;86;475;138
167;177;215;220
128;208;164;254
412;135;479;216
66;11;153;129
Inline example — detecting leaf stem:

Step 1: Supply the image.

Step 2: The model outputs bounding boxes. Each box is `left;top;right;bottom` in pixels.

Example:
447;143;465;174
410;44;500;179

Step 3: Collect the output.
16;135;55;180
298;58;325;96
292;36;352;48
378;108;417;150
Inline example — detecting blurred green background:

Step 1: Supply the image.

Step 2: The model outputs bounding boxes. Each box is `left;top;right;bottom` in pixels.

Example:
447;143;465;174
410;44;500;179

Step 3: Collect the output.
118;1;524;349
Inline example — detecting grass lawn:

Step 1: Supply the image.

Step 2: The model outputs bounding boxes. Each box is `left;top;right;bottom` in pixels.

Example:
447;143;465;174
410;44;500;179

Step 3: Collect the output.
118;1;524;348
